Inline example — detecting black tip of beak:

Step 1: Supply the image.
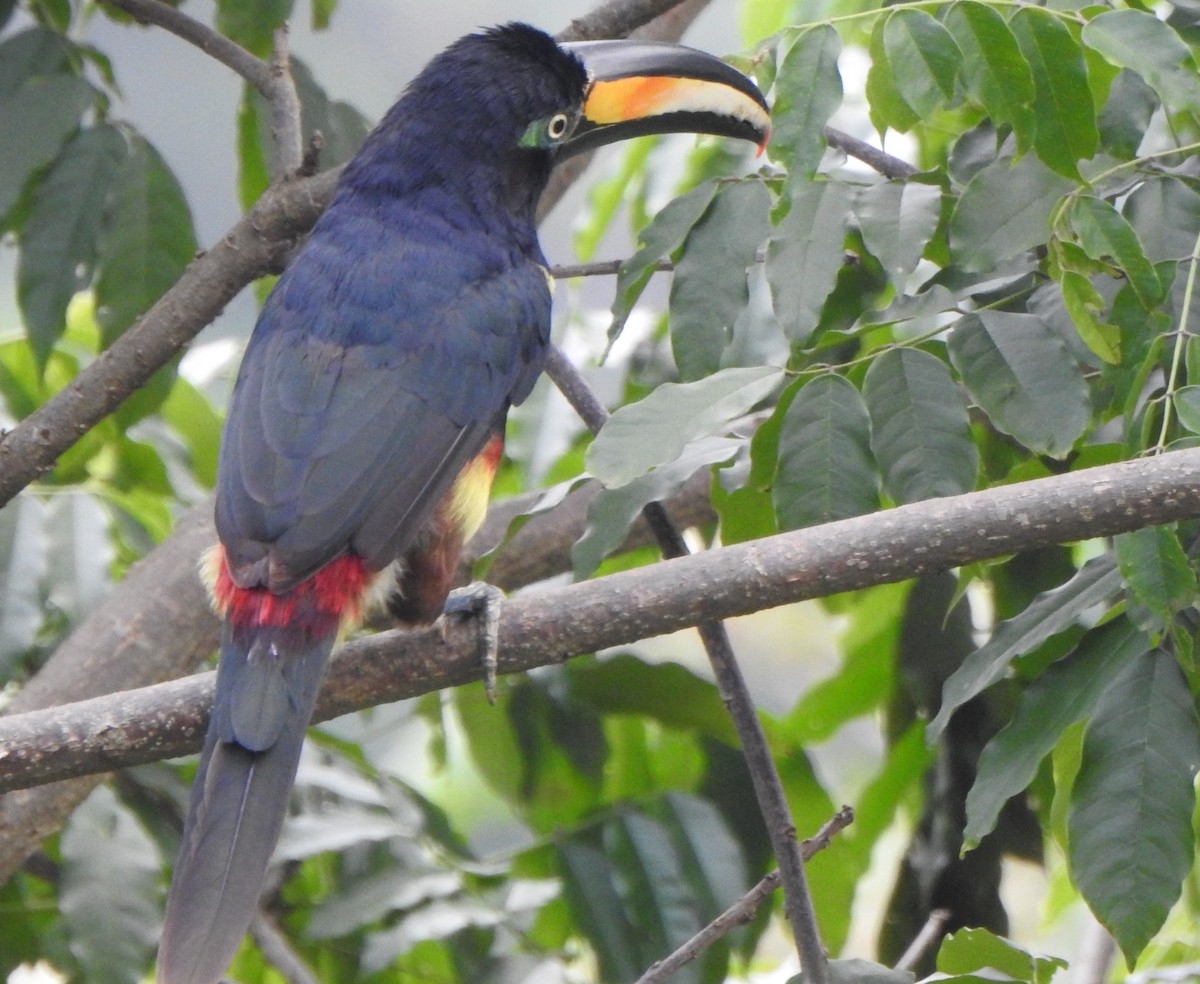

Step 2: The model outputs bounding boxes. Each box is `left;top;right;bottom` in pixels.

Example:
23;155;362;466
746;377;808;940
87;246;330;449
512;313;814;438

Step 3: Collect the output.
558;39;770;160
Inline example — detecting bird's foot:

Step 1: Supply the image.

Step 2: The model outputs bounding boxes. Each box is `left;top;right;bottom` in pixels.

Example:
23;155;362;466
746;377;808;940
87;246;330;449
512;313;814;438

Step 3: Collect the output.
441;581;504;703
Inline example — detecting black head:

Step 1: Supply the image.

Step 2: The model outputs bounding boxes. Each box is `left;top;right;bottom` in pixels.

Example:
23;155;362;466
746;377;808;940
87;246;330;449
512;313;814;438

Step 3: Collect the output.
339;24;768;220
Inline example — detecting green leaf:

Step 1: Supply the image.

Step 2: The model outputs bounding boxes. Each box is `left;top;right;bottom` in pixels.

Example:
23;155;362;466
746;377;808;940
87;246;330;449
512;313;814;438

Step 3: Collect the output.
572;656;738;745
769;25;841;180
0;74;93;224
1173;384;1200;434
586;366;782;487
1009;9;1098;180
739;0;789;44
235;87;270;211
573;436;742;579
943;2;1035;152
310;0;337;30
1123;176;1200;265
160;376;223;487
938;927;1066;984
0;494;46;677
948;153;1073;271
965;616;1149;846
773;375;878;530
0;27;71;96
1097;69;1158;159
931;555;1121;738
17;124;128;368
882;9;962;118
864;348;977;503
60;785;162;984
1069;195;1163;308
865;15;921;135
559;841;642;983
216;0;294;57
45;493;113;624
855;181;942;289
1082;10;1200;112
767;178;853;346
94;135;198;345
948;311;1090;458
670;180;772;380
610;180;718;343
781;582;908;743
663;792;749;915
1059;269;1120;365
1068;650;1200;964
1114;525;1198;628
611;811;706;984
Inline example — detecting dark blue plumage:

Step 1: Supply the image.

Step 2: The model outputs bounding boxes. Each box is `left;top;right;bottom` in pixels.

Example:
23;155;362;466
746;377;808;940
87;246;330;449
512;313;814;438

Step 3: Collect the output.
217;25;581;591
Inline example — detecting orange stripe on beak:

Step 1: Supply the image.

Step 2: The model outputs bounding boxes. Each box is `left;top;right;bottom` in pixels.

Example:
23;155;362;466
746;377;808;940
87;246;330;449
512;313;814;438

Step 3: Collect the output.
584;75;698;124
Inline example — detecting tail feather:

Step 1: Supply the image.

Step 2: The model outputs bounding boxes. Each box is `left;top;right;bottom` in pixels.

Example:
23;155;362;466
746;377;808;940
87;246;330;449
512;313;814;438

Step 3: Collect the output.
157;625;335;984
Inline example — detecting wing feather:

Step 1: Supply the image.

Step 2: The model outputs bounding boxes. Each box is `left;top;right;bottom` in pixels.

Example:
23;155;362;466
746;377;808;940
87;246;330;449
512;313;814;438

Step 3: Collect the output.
215;213;552;593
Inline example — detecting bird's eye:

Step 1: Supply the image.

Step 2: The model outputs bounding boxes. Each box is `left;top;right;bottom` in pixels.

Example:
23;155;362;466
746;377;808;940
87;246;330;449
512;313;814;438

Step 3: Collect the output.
547;113;571;140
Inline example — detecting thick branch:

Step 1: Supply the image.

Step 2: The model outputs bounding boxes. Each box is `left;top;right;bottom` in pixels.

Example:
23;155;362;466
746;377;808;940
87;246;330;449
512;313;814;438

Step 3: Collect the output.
6;439;1200;790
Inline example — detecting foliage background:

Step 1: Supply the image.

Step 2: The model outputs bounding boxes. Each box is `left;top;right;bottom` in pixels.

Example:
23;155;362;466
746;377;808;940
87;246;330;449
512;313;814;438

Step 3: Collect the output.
1;0;1199;982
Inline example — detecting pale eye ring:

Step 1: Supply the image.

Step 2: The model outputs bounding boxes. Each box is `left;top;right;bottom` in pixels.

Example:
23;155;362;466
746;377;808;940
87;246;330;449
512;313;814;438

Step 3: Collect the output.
547;112;571;140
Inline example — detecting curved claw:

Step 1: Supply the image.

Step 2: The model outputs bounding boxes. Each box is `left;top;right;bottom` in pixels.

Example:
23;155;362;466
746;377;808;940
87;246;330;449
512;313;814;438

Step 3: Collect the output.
441;581;505;703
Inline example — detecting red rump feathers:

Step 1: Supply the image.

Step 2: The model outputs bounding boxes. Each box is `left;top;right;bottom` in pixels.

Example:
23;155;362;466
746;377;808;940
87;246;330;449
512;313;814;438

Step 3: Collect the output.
210;548;371;634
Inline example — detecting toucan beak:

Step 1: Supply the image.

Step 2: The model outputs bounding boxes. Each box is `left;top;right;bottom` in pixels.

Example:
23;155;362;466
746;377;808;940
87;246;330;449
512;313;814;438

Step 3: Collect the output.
558;39;770;159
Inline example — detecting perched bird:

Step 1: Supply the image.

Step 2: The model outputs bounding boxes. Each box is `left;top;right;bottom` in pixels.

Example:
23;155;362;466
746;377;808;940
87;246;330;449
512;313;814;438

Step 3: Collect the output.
158;23;769;984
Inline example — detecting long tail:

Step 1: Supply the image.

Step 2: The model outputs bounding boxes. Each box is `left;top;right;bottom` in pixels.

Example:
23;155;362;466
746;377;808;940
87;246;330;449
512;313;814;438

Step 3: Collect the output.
157;622;335;984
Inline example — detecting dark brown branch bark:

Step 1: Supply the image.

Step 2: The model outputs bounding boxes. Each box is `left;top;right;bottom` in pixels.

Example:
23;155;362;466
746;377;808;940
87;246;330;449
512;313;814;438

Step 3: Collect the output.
544;348;829;984
5;447;1200;793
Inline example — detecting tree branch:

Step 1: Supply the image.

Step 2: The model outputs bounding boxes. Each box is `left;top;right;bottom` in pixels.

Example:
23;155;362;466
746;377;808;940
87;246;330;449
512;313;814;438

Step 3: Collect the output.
824;127;917;179
7;436;1200;800
267;25;304;178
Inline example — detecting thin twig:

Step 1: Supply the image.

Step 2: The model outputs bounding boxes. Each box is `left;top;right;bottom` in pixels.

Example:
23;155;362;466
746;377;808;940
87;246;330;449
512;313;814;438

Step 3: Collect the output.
267;25;304;178
893;908;951;972
98;0;273;96
551;258;671;279
825;127;918;180
636;807;854;984
543;346;830;984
